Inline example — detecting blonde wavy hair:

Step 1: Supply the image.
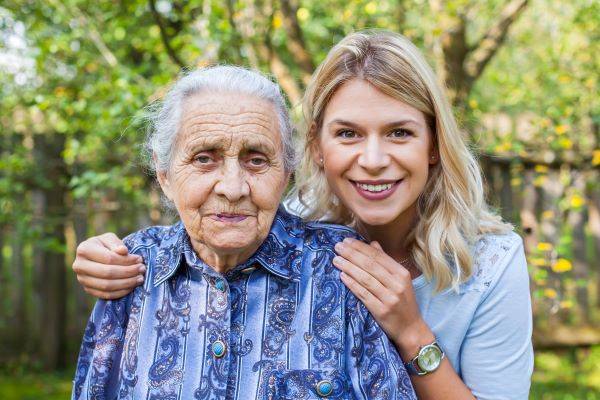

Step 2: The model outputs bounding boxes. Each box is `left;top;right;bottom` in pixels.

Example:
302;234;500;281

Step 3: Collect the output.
293;30;512;291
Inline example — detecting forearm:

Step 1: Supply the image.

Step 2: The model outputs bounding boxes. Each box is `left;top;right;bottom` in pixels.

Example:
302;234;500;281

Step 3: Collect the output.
407;359;475;400
394;323;475;400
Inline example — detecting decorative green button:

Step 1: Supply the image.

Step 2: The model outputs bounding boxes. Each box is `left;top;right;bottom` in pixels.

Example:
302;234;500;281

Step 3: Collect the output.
214;279;226;292
212;340;226;358
316;380;333;397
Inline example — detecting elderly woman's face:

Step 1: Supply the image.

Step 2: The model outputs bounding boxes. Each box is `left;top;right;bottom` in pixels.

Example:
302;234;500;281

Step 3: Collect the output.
158;92;288;261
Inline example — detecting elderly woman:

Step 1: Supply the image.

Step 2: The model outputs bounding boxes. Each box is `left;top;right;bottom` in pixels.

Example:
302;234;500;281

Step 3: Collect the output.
72;66;416;400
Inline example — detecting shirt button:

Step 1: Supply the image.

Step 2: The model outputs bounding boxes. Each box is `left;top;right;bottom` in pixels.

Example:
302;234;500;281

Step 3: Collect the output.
214;279;226;292
316;380;333;397
212;340;226;358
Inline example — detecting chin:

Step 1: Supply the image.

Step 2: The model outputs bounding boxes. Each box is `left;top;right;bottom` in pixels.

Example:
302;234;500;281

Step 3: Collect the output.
209;236;257;254
353;209;398;227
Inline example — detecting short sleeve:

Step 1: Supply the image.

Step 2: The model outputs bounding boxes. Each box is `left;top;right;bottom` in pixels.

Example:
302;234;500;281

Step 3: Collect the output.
459;239;534;399
344;295;417;399
72;296;131;400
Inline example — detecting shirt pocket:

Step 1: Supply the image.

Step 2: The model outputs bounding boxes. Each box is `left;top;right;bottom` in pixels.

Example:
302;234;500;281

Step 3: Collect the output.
264;368;351;400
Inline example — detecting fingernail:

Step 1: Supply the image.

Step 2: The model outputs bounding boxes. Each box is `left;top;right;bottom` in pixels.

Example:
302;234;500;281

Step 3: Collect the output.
332;256;342;264
136;256;143;263
343;237;354;244
137;275;144;284
138;265;146;274
334;243;344;251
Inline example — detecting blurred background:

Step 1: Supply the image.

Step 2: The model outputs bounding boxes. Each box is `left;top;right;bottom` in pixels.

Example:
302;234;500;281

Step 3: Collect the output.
0;0;598;398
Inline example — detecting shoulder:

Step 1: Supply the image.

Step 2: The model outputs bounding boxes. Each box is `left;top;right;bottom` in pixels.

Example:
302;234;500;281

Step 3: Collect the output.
303;221;362;248
122;223;183;253
463;230;526;295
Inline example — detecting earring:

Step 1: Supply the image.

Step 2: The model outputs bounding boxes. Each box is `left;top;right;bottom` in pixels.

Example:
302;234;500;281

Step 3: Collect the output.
319;157;324;165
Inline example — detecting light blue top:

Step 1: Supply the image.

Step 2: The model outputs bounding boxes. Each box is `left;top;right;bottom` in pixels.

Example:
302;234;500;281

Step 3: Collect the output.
285;198;534;399
413;231;533;399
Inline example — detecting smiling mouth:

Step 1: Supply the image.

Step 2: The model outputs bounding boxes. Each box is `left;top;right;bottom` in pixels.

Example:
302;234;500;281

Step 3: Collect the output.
350;179;403;199
351;180;402;192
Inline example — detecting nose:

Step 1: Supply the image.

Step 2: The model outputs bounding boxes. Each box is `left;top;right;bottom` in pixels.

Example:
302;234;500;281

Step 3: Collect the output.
213;158;250;202
357;135;390;173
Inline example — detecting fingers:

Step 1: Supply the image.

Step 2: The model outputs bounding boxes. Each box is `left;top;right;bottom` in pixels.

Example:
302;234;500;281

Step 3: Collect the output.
76;236;142;266
334;240;393;284
74;259;145;280
77;273;144;294
97;232;129;255
333;255;388;303
336;238;406;277
339;271;384;311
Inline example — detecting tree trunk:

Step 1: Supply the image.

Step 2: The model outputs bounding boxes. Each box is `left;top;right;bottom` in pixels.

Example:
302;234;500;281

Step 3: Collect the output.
30;188;45;356
72;196;92;345
428;0;529;108
10;219;26;353
33;133;69;370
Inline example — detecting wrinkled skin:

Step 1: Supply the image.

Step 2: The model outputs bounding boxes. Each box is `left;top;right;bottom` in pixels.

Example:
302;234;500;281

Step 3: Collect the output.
157;92;289;272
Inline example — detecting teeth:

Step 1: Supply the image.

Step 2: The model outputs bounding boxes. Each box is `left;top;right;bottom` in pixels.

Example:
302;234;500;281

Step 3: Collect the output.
356;183;394;192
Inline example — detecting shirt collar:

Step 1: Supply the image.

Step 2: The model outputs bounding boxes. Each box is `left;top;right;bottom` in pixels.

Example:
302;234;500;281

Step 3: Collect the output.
152;207;305;286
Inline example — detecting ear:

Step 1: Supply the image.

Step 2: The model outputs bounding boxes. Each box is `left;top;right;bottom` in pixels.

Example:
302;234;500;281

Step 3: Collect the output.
428;148;439;165
308;123;324;167
154;153;174;201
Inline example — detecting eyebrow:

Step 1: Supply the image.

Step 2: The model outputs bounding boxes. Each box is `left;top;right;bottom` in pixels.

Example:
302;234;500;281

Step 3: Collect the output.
185;135;277;155
327;118;421;130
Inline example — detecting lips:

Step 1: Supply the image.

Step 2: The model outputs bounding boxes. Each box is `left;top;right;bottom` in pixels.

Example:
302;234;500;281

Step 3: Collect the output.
350;179;402;200
212;213;249;223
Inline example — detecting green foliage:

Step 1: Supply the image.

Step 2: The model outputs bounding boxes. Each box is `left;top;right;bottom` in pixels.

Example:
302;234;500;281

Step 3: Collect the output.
0;0;598;375
531;346;600;399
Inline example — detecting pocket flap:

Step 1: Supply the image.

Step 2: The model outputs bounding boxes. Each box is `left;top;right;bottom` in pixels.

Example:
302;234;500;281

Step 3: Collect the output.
265;369;349;399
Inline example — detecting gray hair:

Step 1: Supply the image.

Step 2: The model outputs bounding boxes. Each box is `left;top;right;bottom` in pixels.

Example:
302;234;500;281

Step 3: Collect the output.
145;65;296;173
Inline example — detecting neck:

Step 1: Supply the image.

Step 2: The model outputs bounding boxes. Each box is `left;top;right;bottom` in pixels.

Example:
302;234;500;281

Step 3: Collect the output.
358;206;417;262
191;241;259;274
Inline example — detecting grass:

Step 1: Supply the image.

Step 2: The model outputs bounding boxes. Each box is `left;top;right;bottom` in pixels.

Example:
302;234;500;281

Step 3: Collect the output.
531;346;600;399
1;347;599;399
0;370;72;400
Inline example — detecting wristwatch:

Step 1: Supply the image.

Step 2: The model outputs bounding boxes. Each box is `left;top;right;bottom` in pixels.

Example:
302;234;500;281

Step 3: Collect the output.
404;340;445;376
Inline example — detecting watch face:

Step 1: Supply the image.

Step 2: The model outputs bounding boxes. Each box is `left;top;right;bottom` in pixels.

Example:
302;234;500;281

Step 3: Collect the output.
417;345;442;372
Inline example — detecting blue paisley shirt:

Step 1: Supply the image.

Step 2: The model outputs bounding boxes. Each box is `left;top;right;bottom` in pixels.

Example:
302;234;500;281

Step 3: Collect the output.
72;208;416;400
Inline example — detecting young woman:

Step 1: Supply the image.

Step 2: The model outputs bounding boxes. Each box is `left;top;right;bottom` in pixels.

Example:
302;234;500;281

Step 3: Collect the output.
72;30;533;399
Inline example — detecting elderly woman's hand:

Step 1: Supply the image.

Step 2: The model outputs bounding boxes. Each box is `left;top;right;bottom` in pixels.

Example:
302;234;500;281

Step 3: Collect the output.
333;237;434;359
73;233;145;300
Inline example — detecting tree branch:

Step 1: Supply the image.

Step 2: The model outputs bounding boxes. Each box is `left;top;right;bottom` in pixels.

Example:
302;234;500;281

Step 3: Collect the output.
148;0;186;69
465;0;528;80
48;0;118;67
232;0;303;105
277;0;314;85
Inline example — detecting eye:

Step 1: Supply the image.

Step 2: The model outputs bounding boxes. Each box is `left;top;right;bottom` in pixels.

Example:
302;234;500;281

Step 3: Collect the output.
249;157;267;166
244;153;269;170
388;128;413;139
193;152;216;166
336;129;358;139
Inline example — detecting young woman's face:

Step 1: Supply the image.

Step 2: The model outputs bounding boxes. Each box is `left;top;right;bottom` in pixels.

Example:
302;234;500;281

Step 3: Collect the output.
315;79;437;228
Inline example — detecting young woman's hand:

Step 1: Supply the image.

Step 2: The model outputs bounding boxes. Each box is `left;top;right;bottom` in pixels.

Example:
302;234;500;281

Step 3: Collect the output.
333;237;434;358
73;233;145;300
